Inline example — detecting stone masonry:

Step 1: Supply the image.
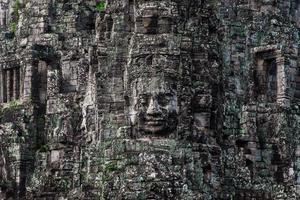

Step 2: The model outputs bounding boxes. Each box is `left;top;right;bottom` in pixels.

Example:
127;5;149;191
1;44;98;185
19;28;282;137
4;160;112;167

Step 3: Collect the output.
0;0;299;199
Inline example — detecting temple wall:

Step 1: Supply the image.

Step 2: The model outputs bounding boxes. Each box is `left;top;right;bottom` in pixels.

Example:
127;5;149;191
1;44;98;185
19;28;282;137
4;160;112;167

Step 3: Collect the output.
0;0;299;199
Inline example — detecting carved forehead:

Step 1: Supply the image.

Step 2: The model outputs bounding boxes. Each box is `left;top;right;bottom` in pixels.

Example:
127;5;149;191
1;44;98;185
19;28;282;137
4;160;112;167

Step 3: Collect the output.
132;54;180;66
127;54;181;82
130;76;177;96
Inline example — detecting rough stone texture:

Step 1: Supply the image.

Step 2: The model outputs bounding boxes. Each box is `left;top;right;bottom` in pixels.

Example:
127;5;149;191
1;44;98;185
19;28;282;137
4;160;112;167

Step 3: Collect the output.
0;0;299;199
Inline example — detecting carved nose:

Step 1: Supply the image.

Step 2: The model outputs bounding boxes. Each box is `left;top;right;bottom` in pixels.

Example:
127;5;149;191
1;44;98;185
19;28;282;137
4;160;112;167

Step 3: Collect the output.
146;98;161;115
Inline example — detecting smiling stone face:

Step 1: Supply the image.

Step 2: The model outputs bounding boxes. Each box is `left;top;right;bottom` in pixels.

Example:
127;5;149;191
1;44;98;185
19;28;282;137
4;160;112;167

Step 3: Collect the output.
129;76;178;135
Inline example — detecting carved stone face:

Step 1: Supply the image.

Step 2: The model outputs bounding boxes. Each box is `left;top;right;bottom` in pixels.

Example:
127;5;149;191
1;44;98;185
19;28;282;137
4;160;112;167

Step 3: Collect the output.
129;76;178;135
135;1;178;34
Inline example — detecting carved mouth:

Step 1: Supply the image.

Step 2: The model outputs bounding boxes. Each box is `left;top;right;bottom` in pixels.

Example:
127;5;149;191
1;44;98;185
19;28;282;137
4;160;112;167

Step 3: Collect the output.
145;118;165;126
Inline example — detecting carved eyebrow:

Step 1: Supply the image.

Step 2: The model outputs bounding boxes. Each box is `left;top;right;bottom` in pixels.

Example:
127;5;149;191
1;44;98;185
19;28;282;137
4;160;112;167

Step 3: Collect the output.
138;94;150;98
156;92;174;97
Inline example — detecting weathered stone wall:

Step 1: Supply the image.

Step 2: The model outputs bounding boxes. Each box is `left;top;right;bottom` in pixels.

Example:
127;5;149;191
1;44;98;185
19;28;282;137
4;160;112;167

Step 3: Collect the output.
0;0;299;199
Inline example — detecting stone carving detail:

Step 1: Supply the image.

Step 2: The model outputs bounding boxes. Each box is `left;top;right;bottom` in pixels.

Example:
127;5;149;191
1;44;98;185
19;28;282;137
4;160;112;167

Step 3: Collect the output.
0;0;298;199
126;53;182;136
252;46;288;105
0;66;21;103
295;68;300;100
36;61;47;104
254;53;277;102
128;76;178;135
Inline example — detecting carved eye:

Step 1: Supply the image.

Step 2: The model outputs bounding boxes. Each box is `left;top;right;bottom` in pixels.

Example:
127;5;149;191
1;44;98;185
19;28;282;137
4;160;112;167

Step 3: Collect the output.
136;95;149;109
157;94;171;106
139;98;148;106
143;15;158;34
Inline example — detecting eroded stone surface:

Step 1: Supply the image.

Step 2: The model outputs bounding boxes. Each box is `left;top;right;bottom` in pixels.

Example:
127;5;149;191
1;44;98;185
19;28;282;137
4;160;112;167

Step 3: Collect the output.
0;0;299;199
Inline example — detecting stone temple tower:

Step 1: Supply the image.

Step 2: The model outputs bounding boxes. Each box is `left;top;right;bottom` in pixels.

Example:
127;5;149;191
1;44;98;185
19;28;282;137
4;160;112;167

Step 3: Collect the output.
0;0;299;200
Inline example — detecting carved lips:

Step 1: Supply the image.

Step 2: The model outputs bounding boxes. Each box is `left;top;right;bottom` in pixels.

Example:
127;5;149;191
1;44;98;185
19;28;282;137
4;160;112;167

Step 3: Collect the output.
145;117;165;126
